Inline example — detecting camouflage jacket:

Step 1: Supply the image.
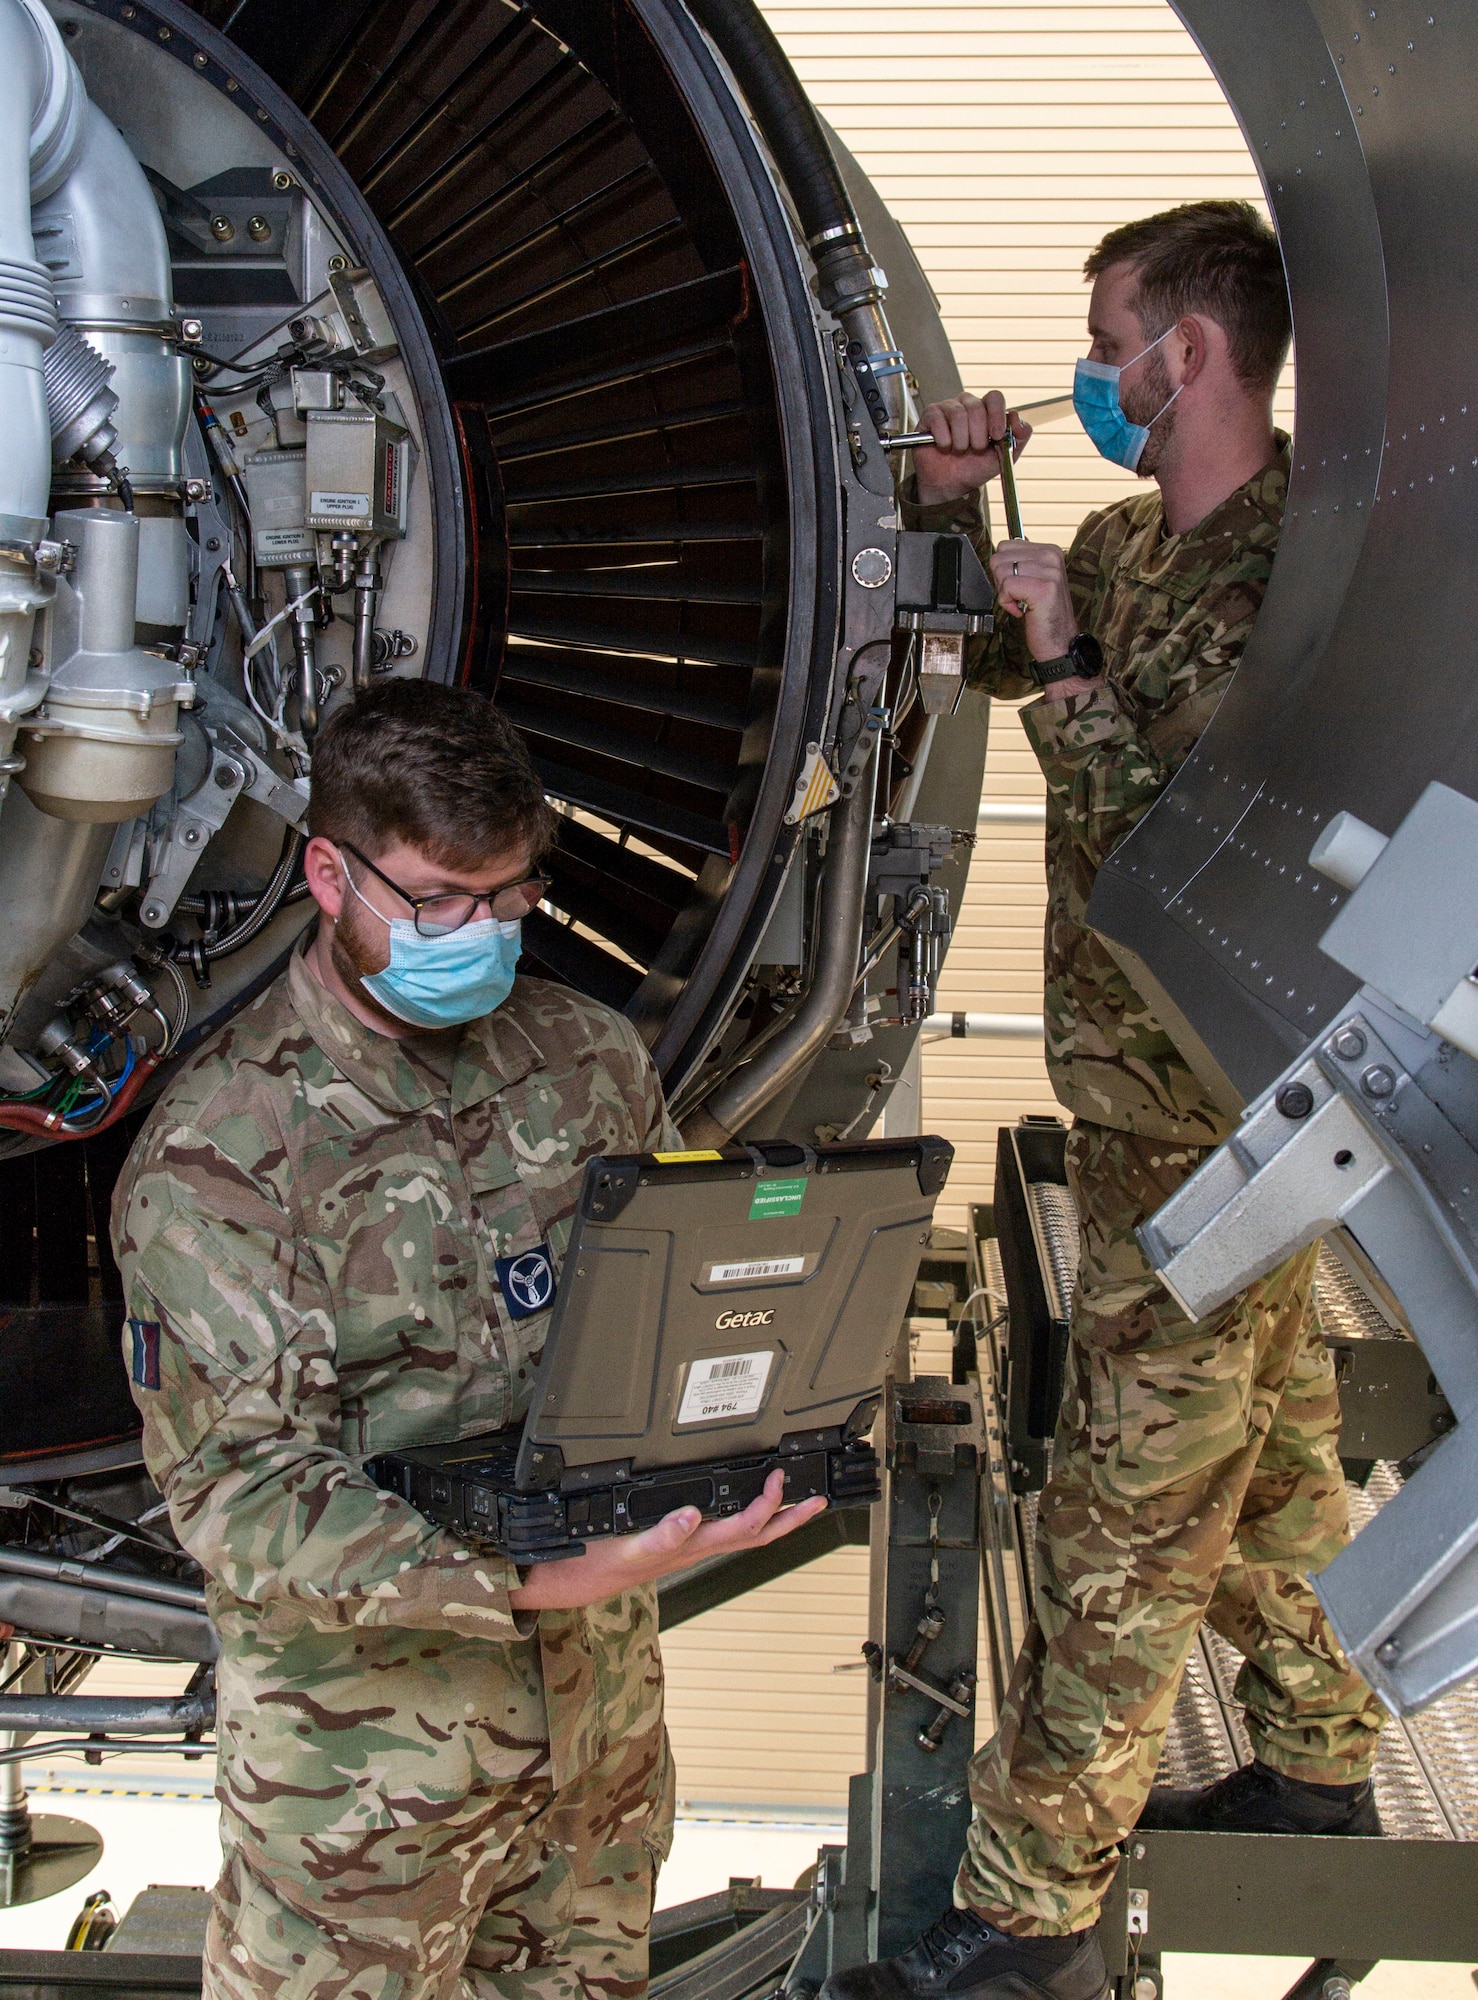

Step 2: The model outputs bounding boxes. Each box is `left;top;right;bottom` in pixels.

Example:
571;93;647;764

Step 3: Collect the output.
903;437;1289;1142
112;948;677;1678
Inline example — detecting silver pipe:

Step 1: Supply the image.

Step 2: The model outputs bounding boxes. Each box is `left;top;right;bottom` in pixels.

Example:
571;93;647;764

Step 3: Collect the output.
978;801;1046;824
693;735;880;1139
921;1010;1044;1041
837;297;915;436
0;1692;213;1734
0;1544;205;1610
284;561;319;737
352;545;379;691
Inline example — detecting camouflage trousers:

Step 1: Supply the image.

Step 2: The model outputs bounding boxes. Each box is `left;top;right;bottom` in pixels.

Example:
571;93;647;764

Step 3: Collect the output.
958;1120;1385;1935
203;1605;674;2000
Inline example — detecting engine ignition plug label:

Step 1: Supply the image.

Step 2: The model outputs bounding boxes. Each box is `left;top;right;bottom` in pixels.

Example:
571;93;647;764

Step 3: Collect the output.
310;490;372;518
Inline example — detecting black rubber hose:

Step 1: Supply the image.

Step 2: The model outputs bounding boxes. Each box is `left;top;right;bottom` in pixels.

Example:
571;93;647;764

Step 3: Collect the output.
172;828;306;970
682;0;876;306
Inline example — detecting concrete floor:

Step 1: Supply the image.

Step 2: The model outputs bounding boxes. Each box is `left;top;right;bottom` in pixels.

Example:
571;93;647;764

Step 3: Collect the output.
0;1781;1469;1996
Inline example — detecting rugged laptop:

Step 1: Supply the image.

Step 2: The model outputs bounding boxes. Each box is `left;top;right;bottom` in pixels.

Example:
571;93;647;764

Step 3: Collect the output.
367;1135;953;1561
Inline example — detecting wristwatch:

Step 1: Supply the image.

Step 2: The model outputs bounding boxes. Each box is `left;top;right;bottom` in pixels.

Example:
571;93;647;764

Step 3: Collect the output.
1027;633;1104;689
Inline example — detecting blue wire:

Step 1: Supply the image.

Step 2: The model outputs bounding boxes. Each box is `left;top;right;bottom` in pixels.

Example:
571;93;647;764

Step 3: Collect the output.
65;1043;136;1124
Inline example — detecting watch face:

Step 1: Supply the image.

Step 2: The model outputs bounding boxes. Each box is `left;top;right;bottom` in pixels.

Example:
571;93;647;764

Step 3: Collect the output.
1069;635;1104;676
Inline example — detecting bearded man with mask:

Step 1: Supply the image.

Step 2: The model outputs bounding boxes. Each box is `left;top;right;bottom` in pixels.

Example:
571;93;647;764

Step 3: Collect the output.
112;678;826;2000
821;201;1384;2000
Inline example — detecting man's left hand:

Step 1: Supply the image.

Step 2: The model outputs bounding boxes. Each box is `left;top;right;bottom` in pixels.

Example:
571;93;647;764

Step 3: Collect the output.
507;1469;828;1612
988;538;1080;666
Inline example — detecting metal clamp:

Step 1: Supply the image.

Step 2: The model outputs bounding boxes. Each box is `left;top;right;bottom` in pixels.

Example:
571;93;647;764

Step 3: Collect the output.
0;535;75;577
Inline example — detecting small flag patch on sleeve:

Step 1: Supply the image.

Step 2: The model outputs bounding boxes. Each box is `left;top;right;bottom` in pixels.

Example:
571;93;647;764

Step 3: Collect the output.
129;1319;161;1391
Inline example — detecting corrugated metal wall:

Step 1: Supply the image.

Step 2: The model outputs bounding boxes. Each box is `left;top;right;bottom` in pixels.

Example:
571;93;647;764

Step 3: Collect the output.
663;0;1292;1808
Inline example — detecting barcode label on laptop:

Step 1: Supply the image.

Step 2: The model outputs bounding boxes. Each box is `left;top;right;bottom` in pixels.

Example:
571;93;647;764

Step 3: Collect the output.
678;1350;773;1425
706;1255;805;1284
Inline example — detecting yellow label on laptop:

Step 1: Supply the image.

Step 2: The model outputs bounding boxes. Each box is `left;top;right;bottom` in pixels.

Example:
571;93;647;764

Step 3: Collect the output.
653;1149;724;1163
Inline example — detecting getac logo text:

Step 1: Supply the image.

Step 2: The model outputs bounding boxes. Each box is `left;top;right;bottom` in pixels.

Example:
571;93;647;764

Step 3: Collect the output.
714;1309;775;1330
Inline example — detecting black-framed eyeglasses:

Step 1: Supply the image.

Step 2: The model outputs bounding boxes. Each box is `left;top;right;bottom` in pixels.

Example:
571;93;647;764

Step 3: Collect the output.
342;844;547;937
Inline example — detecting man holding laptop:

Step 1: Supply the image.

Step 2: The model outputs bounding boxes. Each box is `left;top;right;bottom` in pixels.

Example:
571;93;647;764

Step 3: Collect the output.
112;679;828;2000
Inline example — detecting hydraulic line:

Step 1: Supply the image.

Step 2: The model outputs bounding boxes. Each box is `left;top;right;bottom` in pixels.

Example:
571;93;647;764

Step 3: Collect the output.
172;826;306;980
682;0;911;433
687;733;880;1141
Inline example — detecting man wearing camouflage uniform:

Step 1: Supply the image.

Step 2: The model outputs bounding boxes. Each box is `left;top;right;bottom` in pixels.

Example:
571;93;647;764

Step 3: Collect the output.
823;202;1385;2000
113;680;825;2000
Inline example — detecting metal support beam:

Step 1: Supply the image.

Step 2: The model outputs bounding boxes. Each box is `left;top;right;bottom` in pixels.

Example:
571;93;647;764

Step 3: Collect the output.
866;1376;984;1961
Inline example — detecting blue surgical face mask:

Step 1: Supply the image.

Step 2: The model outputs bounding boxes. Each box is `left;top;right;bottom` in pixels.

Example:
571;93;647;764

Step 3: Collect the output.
1073;325;1182;471
340;864;523;1029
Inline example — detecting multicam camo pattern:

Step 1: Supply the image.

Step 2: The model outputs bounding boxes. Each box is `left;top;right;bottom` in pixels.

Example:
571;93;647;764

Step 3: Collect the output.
957;1123;1384;1935
205;1620;672;2000
112;949;680;1996
903;439;1291;1144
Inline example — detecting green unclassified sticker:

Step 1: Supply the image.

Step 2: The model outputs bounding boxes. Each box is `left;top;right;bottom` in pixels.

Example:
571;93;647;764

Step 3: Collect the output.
750;1176;807;1220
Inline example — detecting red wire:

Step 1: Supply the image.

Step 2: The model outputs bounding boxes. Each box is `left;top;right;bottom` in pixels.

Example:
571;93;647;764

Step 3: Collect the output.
0;1053;161;1142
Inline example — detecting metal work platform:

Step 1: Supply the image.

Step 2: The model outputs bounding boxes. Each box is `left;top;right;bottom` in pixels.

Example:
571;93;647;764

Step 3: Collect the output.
1004;1149;1478;1849
982;1122;1478;1996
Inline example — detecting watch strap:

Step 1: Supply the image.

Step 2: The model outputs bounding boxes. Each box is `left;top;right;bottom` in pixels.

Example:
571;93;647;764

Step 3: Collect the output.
1028;651;1081;687
1029;633;1103;688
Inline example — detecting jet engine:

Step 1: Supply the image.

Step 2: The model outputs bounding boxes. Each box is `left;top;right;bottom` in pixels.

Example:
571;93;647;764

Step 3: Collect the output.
0;0;988;1647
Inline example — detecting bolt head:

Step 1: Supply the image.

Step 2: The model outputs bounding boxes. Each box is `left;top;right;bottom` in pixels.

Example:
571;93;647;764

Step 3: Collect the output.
181;826;202;845
1332;1026;1367;1061
210;215;235;242
178;318;204;344
272;170;295;190
1134;1980;1158;2000
1361;1064;1396;1099
1275;1081;1315;1119
1376;1636;1402;1664
851;546;893;588
246;215;272;243
327;254;350;275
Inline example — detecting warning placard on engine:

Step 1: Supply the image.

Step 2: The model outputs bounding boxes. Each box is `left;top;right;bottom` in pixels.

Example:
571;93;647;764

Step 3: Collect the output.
677;1350;773;1424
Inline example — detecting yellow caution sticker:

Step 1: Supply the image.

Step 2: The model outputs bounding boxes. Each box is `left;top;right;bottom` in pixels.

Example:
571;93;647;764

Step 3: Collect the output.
785;744;841;825
653;1149;725;1163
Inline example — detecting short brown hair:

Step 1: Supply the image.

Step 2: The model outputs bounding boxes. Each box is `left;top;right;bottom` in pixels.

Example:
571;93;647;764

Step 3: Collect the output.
1084;199;1291;391
308;679;557;866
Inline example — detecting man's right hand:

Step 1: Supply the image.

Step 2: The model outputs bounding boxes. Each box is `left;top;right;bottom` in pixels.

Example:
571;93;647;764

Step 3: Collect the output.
914;389;1032;508
507;1469;829;1612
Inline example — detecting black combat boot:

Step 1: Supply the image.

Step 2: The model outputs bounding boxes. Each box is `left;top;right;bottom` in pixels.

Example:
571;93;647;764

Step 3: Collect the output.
1138;1758;1382;1836
817;1907;1109;2000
